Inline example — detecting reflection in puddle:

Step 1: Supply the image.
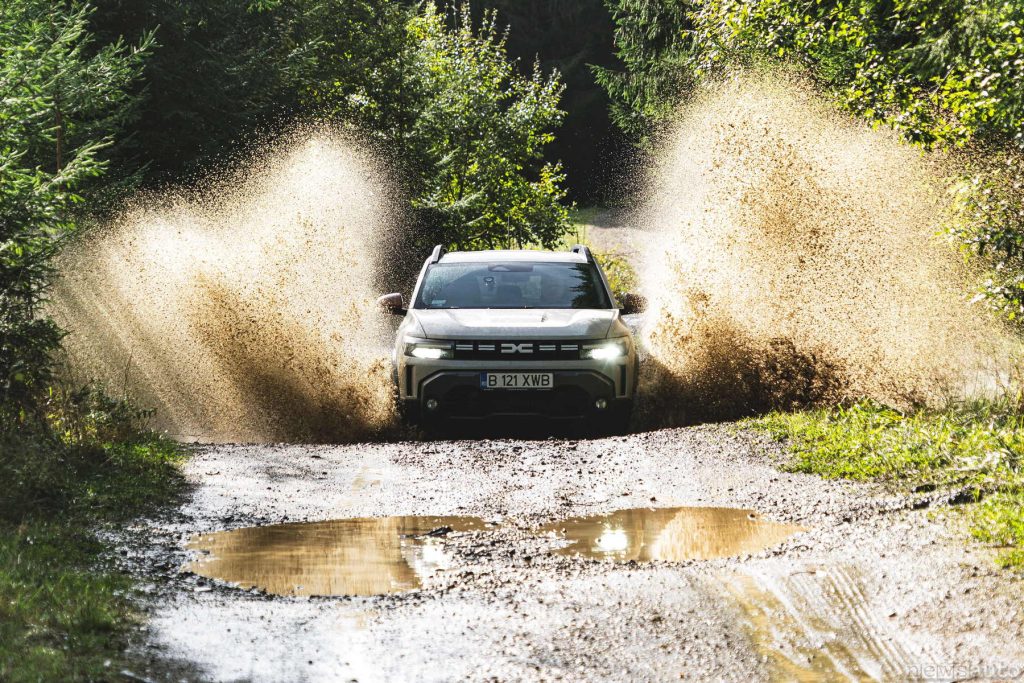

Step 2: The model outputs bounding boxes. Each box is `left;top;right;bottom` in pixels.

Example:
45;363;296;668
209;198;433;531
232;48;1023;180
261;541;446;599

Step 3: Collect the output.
185;507;807;598
186;516;487;596
540;507;807;562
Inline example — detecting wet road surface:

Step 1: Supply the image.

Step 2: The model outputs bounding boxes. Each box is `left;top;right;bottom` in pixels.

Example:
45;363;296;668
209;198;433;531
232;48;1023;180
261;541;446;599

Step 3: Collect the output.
125;426;1024;681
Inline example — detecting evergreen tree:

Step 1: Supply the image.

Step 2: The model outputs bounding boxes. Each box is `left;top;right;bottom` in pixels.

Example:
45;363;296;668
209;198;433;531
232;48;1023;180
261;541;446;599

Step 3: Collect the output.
0;0;148;412
592;0;694;145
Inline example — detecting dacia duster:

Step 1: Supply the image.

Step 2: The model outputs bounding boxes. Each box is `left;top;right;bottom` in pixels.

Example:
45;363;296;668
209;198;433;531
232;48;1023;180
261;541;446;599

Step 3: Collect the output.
378;245;644;434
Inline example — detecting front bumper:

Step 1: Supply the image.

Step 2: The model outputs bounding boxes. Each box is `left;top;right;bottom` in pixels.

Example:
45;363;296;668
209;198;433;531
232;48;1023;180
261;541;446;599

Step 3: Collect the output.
394;342;638;423
412;369;627;421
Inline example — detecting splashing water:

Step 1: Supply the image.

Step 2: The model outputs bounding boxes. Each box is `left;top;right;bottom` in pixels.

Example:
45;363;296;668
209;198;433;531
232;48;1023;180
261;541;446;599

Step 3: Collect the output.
637;74;1010;424
51;130;398;443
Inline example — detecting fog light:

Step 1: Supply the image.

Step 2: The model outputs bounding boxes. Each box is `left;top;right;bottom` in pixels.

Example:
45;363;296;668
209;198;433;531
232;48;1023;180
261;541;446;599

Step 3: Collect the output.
425;398;439;411
595;398;608;410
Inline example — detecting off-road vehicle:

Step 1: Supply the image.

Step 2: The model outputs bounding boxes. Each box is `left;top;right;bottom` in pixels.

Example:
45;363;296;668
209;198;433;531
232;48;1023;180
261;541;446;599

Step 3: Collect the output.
377;245;644;434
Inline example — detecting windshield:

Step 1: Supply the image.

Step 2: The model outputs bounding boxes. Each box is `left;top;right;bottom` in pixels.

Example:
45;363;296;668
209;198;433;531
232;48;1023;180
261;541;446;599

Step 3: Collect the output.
415;261;611;310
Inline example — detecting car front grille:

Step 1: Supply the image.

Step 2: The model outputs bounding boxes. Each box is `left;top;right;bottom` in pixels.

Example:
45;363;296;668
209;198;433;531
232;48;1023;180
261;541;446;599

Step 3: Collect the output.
451;340;582;361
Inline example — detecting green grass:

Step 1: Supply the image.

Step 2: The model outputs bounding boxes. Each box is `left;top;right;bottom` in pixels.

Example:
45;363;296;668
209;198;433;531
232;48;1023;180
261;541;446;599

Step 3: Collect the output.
1;388;185;682
746;399;1024;569
0;524;136;682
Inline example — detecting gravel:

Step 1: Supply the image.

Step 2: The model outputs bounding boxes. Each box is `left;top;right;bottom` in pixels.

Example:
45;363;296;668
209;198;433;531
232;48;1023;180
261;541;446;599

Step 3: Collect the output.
119;425;1024;682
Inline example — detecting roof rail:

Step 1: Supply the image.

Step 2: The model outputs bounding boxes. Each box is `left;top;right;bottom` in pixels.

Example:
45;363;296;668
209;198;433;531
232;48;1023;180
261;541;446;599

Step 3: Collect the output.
428;244;447;264
570;244;595;263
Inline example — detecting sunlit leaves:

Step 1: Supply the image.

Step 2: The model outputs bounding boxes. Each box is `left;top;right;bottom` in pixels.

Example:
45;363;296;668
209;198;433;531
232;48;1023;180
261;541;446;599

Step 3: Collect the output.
408;4;570;249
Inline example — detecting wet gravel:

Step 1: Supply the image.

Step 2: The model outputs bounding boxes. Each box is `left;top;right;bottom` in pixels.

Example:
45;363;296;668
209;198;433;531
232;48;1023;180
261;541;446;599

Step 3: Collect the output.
117;425;1024;682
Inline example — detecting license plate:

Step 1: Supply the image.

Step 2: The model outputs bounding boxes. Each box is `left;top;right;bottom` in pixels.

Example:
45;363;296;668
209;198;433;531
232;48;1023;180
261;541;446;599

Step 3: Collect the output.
480;372;553;390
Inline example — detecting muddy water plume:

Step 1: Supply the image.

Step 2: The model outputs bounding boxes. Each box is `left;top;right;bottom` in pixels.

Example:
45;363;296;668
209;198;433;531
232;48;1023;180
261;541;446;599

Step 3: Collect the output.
637;74;1009;423
51;130;398;442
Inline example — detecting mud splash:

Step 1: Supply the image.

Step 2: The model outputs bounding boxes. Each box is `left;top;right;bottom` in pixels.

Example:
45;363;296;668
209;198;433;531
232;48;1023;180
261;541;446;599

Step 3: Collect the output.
637;73;1009;423
187;517;488;597
542;507;806;562
50;129;398;442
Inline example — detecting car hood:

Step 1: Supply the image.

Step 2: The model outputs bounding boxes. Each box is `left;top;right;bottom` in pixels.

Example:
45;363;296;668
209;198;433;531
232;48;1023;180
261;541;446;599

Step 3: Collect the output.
411;309;616;340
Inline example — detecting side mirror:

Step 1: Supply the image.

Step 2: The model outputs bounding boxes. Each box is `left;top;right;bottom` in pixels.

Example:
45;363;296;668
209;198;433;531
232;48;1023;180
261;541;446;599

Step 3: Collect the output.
377;293;406;315
619;292;647;316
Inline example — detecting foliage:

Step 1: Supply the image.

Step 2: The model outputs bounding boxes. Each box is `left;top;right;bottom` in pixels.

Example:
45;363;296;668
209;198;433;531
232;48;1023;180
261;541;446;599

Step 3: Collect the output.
600;0;1024;149
748;399;1024;568
87;0;314;185
0;525;135;683
475;0;621;202
0;388;183;681
973;492;1024;569
593;249;639;303
947;150;1024;322
0;0;147;413
593;0;696;145
301;3;571;251
688;0;1024;149
407;4;571;249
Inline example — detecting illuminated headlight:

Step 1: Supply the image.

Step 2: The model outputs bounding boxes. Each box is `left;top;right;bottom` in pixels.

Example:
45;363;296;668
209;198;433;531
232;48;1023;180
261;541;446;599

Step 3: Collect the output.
404;338;453;360
582;339;628;360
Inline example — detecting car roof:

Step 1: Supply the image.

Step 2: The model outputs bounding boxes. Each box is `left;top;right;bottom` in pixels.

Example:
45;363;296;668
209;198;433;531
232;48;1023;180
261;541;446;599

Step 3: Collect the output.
438;249;587;264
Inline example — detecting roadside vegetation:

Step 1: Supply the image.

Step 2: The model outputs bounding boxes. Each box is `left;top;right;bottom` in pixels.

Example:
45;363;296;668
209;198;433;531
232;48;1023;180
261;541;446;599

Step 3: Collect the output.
747;400;1024;569
1;389;183;681
4;0;1024;672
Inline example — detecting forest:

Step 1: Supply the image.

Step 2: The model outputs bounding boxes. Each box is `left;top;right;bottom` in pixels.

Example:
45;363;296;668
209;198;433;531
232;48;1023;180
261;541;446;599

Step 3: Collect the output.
2;0;1023;678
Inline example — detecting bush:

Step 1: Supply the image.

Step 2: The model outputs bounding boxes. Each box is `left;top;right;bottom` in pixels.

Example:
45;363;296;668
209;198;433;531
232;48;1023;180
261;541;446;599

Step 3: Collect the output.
749;399;1024;568
1;385;181;523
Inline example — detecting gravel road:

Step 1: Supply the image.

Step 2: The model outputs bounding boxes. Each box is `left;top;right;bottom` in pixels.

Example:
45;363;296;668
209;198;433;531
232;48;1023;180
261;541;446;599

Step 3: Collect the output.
122;426;1024;682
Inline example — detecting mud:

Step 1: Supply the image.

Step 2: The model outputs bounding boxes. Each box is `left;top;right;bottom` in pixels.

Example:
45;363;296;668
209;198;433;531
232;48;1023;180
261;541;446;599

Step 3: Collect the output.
50;128;398;443
636;74;1012;423
119;426;1024;682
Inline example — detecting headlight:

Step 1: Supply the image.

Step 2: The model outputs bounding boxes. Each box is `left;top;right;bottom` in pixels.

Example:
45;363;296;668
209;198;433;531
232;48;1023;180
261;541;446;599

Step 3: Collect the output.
582;339;628;360
404;337;453;360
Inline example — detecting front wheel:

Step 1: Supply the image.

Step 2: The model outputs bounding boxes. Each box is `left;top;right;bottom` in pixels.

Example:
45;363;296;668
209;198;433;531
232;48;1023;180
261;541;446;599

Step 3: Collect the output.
588;402;632;437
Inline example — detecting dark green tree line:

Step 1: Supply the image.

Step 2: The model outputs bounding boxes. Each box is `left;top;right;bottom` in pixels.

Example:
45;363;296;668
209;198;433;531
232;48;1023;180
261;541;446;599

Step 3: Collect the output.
1;0;147;415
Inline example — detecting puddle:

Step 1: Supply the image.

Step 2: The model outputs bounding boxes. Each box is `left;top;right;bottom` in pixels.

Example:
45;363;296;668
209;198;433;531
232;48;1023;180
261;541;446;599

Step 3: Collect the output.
186;516;487;596
185;507;806;598
540;507;807;562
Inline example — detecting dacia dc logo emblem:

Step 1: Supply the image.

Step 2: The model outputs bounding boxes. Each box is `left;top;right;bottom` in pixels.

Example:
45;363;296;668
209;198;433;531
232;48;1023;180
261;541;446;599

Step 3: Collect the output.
501;342;534;354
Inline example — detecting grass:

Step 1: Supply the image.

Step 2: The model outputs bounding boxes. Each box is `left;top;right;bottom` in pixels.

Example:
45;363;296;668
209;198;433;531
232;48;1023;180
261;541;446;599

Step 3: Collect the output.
1;387;185;682
746;399;1024;569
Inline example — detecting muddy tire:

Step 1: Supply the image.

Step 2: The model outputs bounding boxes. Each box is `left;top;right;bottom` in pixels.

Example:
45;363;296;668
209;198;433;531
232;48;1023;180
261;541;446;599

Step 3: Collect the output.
588;404;632;437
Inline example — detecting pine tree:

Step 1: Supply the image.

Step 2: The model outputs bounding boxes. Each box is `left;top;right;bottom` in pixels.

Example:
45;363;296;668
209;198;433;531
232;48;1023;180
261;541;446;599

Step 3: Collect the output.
0;0;148;411
592;0;694;144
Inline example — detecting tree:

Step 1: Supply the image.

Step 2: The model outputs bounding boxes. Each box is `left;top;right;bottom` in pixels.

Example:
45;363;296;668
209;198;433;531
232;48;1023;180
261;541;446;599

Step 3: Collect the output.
296;2;572;251
474;0;621;202
0;0;147;413
407;4;570;249
87;0;315;185
593;0;695;145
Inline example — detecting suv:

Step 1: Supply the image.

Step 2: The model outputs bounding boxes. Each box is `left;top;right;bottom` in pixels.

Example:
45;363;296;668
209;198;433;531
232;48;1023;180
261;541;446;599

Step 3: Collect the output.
377;245;644;434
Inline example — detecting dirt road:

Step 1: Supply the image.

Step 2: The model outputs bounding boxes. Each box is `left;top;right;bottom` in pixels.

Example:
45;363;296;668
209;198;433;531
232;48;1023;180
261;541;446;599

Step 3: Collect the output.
124;426;1024;682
